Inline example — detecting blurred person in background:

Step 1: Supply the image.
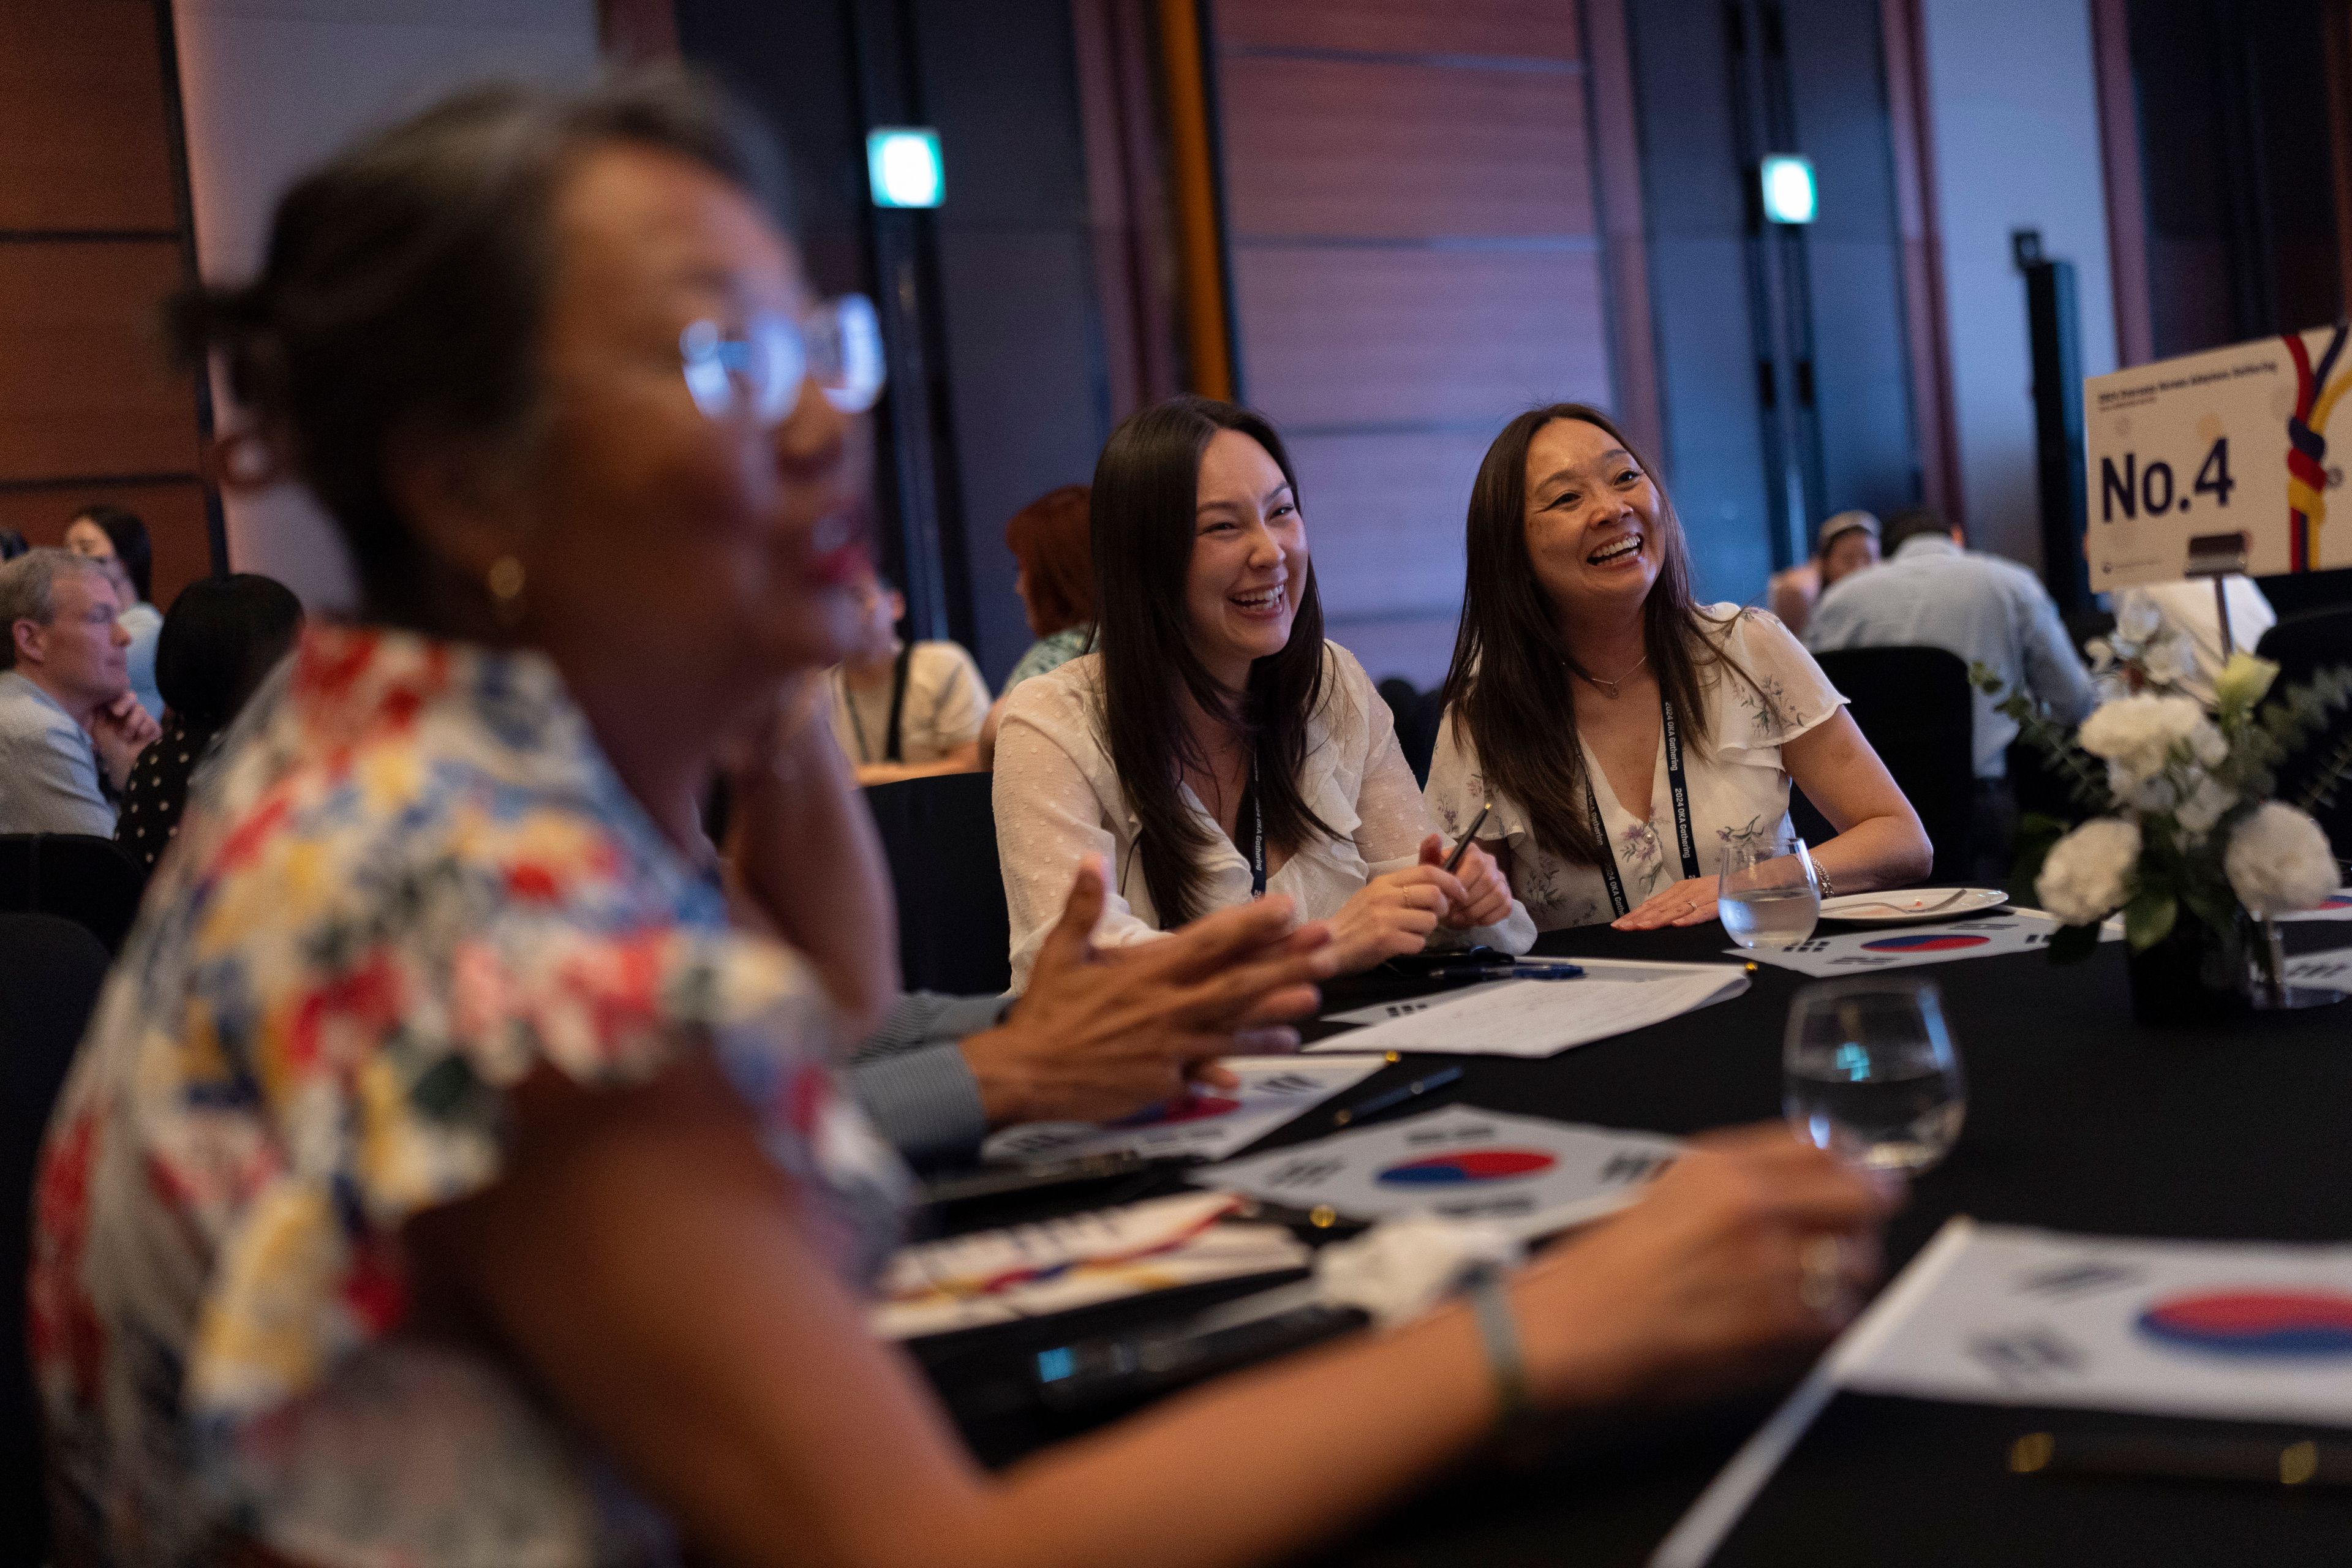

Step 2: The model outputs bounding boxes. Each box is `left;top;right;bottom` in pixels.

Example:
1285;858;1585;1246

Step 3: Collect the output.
0;548;159;835
115;573;303;876
827;568;988;783
1429;405;1928;932
32;72;1893;1568
1765;510;1880;638
66;503;165;722
993;396;1533;984
1806;505;2095;880
977;482;1093;766
0;528;29;562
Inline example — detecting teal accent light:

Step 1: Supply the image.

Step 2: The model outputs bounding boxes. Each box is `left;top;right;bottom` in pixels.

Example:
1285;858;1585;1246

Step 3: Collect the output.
867;127;944;209
1760;154;1817;225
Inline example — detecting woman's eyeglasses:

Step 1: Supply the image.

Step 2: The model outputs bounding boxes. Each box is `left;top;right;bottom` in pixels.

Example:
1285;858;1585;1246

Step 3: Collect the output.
680;295;885;427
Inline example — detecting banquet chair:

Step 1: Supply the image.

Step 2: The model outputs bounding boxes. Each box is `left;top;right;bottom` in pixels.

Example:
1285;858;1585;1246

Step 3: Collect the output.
2256;606;2352;857
1794;647;1977;883
864;771;1013;996
1376;678;1444;788
0;834;145;956
0;913;111;1567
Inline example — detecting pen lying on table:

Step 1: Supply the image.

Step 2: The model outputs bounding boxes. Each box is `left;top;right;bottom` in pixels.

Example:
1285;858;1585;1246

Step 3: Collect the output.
1331;1066;1463;1128
2010;1430;2352;1488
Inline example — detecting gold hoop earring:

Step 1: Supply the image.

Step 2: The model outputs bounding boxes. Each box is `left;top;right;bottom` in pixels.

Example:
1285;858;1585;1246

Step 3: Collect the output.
486;555;527;627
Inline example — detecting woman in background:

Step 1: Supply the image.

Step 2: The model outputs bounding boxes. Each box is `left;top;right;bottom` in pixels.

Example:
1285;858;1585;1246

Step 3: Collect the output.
993;396;1533;984
65;503;164;720
115;572;303;875
1430;404;1929;932
978;482;1093;764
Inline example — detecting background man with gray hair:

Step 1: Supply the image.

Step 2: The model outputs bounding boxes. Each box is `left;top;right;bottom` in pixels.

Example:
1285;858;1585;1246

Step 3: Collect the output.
0;547;160;834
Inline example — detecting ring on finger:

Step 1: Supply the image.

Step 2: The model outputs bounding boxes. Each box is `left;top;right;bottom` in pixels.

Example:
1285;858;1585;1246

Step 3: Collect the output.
1799;1235;1844;1314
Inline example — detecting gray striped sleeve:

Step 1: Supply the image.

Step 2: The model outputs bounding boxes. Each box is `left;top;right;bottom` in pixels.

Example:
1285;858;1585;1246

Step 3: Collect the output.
845;991;1010;1167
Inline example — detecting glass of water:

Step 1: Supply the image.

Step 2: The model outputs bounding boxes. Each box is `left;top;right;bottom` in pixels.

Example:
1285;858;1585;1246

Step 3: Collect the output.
1717;835;1822;949
1784;976;1967;1173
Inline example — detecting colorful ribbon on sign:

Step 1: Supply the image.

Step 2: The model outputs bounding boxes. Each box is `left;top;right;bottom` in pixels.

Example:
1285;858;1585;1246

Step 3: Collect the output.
2283;323;2351;572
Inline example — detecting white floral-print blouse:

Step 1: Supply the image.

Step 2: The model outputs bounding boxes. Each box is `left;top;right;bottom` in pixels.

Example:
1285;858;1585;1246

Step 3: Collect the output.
1426;607;1846;930
993;641;1534;986
31;625;908;1567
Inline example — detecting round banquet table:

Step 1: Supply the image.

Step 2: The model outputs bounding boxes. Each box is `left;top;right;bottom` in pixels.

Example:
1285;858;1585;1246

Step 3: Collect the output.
908;915;2352;1566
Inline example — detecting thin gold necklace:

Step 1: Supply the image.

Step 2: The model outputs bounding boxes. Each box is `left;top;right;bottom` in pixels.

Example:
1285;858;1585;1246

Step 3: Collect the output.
1575;652;1649;699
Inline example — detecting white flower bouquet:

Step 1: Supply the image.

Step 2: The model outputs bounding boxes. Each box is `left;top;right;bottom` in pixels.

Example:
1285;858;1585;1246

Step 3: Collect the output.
1978;651;2352;984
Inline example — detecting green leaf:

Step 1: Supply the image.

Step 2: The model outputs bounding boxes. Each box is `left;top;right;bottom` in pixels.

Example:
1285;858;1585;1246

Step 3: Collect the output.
2048;919;2103;963
2124;889;2179;952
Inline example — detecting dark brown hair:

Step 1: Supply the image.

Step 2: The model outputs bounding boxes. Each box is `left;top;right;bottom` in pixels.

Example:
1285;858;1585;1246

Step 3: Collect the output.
1091;396;1335;927
165;70;782;629
1004;483;1095;636
72;504;153;603
1440;402;1765;869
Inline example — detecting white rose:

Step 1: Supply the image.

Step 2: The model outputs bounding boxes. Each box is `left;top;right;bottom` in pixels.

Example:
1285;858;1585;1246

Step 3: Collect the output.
2116;771;2179;814
2079;693;2211;783
2037;817;2141;924
2085;636;2116;671
2116;595;2163;644
2140;635;2190;688
2223;802;2338;917
2174;775;2237;838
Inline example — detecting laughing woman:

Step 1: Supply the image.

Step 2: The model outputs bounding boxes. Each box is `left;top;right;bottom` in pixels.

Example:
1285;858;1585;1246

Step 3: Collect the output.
993;396;1534;984
1428;404;1931;932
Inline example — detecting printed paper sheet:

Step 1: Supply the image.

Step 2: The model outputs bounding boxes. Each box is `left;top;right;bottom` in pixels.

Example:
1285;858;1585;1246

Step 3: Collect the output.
979;1055;1387;1166
1307;962;1748;1058
1733;911;2113;976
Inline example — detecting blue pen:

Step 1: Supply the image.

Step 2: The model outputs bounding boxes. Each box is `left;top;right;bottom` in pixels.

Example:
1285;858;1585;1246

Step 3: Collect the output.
1332;1066;1464;1128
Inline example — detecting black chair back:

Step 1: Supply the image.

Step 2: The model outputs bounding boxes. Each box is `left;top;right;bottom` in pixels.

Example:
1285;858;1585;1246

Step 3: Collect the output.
1376;678;1444;789
864;772;1012;996
0;913;110;1566
1794;647;1978;883
0;835;145;956
2257;606;2352;858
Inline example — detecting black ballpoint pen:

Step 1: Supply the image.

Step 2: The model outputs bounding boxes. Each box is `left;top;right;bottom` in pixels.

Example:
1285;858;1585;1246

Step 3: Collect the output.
1332;1066;1465;1128
1442;801;1493;874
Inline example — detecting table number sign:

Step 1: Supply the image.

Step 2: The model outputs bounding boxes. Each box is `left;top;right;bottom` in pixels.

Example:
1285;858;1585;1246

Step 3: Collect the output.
2085;323;2352;586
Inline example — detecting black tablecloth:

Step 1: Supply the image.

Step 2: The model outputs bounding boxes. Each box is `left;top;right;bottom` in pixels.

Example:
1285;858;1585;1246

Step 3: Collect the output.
914;918;2352;1565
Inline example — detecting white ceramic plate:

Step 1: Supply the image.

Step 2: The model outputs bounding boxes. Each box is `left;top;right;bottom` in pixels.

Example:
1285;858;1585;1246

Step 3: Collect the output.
1815;888;2009;924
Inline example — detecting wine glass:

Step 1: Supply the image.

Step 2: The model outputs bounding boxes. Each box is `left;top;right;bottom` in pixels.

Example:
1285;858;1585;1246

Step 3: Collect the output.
1717;834;1821;949
1783;976;1967;1173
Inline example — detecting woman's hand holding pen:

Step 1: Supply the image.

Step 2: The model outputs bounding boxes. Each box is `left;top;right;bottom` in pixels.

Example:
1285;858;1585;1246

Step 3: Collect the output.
1422;832;1510;930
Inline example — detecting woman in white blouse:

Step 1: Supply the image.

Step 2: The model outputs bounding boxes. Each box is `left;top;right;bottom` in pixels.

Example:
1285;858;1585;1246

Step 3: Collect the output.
1428;404;1931;932
995;396;1533;984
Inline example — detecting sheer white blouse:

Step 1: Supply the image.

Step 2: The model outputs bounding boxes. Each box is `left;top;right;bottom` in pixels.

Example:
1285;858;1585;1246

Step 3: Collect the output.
993;642;1534;987
1426;607;1846;931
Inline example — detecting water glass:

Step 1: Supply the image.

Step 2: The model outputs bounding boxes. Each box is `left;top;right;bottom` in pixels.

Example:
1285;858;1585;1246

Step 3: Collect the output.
1717;835;1822;949
1784;976;1967;1173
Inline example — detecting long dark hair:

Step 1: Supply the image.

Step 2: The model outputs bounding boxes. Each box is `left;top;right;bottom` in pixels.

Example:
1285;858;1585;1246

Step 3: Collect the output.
1091;396;1335;927
74;504;152;603
157;573;304;730
1440;402;1765;869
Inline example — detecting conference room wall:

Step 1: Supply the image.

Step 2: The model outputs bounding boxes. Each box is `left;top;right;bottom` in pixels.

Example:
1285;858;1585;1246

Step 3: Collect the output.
1206;0;1613;688
0;0;215;609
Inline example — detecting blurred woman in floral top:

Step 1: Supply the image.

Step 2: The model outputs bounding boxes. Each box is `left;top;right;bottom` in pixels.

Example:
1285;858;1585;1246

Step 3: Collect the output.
31;70;1891;1568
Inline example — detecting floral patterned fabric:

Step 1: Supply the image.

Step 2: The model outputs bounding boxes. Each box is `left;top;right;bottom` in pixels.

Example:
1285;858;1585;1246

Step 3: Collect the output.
1426;607;1846;929
31;625;908;1568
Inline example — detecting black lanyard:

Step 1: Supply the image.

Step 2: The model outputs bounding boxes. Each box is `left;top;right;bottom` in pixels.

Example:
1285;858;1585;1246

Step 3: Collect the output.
1235;752;1267;895
839;644;913;764
1585;696;1700;918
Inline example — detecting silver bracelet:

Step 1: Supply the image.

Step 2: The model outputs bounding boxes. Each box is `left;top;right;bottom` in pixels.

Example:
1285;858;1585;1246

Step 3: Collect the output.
1468;1267;1535;1444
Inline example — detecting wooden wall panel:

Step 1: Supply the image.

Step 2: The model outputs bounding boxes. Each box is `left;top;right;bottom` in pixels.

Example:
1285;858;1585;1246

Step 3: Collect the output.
1219;56;1593;240
1207;0;1610;684
1218;0;1580;62
0;479;212;609
0;243;200;480
1233;247;1610;431
0;0;179;232
1289;430;1488;609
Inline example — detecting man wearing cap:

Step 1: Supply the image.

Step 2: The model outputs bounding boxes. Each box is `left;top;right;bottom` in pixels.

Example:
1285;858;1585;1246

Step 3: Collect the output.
1767;510;1881;638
